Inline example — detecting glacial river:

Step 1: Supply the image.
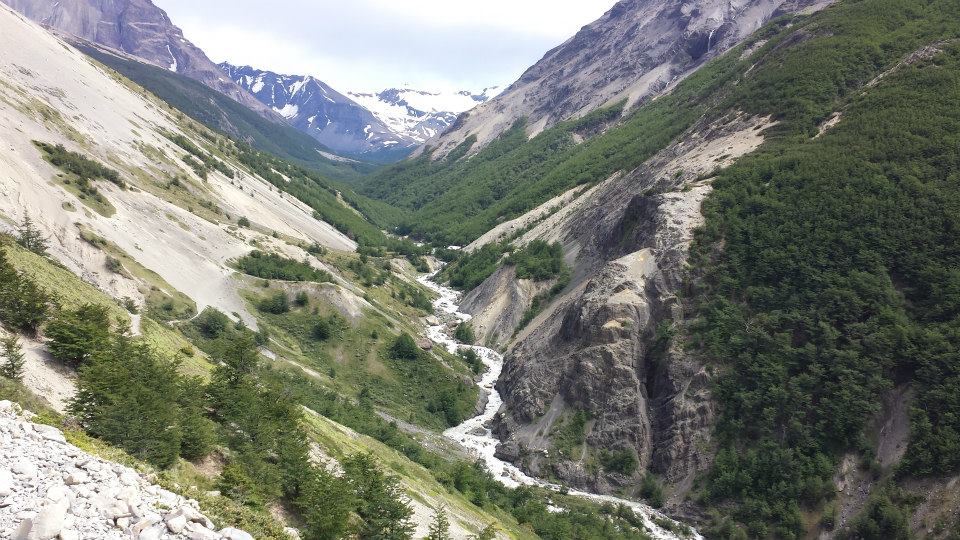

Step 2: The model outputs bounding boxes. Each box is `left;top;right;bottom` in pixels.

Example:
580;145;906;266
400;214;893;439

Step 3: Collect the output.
417;272;701;540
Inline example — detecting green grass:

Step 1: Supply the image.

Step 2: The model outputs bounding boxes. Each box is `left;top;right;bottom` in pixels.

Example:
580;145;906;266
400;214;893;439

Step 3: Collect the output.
304;411;537;540
4;240;210;376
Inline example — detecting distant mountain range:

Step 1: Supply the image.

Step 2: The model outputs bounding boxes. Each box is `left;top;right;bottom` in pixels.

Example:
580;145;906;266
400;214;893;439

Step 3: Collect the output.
348;87;501;144
222;63;498;161
1;0;496;163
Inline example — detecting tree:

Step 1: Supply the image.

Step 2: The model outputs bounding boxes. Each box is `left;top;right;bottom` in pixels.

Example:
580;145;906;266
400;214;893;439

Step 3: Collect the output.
219;332;260;384
16;215;48;256
426;506;451;540
390;333;420;361
0;251;51;336
176;376;215;461
0;335;25;382
45;304;112;367
70;332;183;467
296;467;354;540
344;453;414;540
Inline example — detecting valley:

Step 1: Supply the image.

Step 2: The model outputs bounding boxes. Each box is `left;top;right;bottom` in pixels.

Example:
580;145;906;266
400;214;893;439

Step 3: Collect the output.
1;0;960;539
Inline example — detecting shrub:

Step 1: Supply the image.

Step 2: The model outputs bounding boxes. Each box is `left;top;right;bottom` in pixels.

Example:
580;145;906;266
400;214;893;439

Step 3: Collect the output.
194;308;232;339
458;348;483;374
390;333;420;360
237;251;332;282
294;291;309;307
454;323;476;344
506;241;564;281
258;292;290;315
600;448;639;475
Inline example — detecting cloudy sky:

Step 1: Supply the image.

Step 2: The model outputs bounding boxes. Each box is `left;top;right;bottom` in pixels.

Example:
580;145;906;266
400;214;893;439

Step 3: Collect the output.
153;0;617;93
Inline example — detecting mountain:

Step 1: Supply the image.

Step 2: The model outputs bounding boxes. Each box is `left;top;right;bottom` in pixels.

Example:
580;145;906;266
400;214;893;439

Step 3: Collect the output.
0;4;674;540
72;41;374;182
0;0;276;120
221;64;497;161
366;0;960;538
221;63;416;162
348;87;501;144
425;0;835;159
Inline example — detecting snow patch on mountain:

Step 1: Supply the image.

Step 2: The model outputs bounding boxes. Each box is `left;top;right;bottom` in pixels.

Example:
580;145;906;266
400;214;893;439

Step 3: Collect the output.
349;87;500;143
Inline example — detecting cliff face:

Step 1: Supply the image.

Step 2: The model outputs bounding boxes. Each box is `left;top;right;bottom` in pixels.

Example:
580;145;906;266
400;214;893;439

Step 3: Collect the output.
485;113;774;502
0;0;276;119
426;0;833;159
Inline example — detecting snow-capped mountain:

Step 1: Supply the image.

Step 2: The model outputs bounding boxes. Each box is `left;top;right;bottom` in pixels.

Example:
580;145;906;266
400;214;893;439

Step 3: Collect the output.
220;63;415;161
348;87;501;143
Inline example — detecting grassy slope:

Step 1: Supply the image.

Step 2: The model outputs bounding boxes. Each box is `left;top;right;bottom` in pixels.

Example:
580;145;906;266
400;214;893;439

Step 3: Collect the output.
304;411;536;540
4;241;210;377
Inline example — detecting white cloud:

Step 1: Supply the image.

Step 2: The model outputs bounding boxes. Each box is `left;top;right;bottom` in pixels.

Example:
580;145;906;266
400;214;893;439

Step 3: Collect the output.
154;0;617;92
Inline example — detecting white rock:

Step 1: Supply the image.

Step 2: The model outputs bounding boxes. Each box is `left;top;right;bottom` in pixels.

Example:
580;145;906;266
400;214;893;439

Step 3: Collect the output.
220;527;254;540
58;530;79;540
0;468;12;496
11;517;33;540
33;425;66;444
12;459;38;478
31;498;70;540
165;514;188;533
138;525;166;540
185;521;221;540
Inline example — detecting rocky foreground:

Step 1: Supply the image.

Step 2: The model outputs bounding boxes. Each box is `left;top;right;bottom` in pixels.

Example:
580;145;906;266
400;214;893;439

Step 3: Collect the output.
0;401;255;540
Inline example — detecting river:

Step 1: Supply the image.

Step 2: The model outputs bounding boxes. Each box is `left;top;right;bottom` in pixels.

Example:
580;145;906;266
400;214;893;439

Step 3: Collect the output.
417;272;701;540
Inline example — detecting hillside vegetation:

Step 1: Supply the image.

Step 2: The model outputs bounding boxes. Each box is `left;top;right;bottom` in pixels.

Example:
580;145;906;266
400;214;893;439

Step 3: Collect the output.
683;0;960;536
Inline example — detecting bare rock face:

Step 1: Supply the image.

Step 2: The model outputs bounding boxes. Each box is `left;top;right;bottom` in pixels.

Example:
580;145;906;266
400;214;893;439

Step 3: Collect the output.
427;0;833;159
490;113;772;502
459;265;557;349
0;0;274;119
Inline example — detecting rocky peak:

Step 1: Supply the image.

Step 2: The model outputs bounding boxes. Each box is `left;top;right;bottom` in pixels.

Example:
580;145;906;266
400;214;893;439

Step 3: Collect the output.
426;0;833;159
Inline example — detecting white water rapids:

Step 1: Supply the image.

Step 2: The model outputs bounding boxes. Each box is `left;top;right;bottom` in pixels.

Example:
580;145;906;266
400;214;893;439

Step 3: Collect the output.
417;272;701;540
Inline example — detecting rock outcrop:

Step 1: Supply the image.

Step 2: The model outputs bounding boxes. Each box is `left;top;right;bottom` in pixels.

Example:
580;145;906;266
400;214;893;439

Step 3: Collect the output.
426;0;833;159
0;0;275;121
0;401;255;540
459;265;557;349
489;113;774;502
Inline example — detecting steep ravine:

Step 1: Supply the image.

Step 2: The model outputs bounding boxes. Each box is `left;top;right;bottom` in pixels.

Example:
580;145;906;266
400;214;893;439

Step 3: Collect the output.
417;273;701;540
457;113;774;507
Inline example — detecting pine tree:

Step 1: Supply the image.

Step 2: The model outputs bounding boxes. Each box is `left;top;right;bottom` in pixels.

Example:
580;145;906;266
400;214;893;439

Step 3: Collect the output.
344;453;414;540
70;332;183;468
426;506;451;540
0;335;25;382
45;304;112;367
296;467;355;540
15;215;48;256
